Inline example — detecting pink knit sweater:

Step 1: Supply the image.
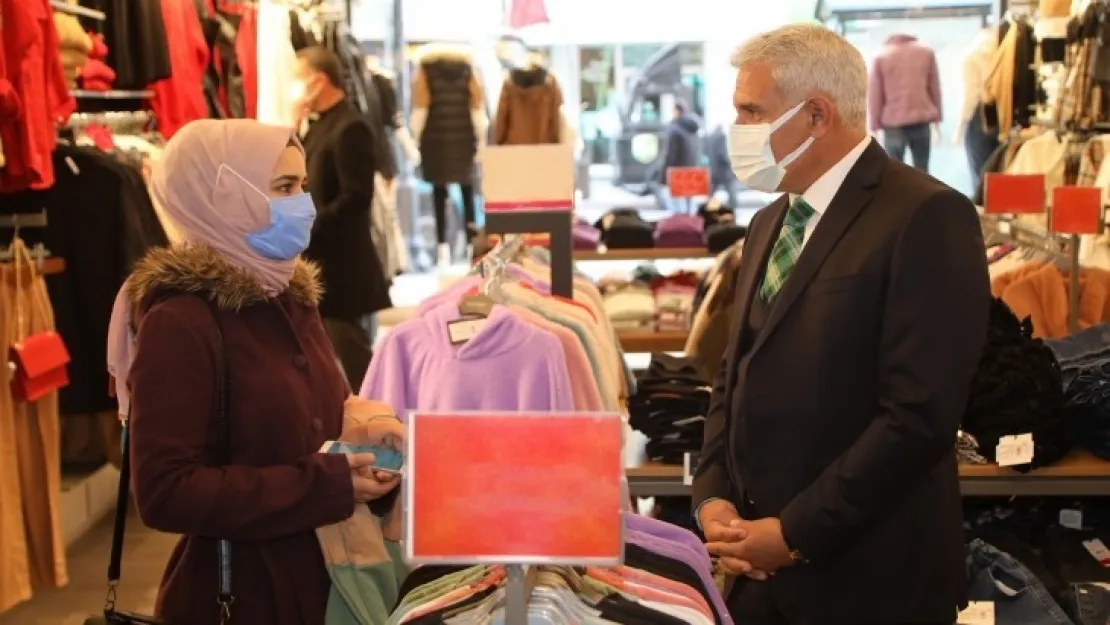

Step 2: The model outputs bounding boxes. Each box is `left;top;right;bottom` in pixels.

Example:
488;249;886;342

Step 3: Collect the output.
868;34;943;131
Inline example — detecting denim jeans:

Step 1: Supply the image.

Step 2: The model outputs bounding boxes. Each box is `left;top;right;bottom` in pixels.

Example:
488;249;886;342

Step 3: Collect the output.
967;539;1075;624
1047;325;1110;388
1063;583;1110;625
883;122;931;172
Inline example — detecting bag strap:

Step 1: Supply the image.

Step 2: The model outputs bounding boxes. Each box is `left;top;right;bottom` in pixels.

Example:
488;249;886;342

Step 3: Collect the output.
106;297;234;622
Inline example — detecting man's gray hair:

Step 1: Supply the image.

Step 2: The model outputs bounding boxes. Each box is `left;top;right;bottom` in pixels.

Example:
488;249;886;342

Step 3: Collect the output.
730;24;868;130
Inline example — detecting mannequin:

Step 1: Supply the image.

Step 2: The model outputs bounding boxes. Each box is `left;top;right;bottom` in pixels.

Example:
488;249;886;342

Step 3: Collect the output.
409;43;487;268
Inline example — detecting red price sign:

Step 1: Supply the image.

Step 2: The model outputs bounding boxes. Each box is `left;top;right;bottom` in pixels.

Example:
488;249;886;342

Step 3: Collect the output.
406;411;625;565
667;167;710;198
1051;186;1104;235
983;173;1046;214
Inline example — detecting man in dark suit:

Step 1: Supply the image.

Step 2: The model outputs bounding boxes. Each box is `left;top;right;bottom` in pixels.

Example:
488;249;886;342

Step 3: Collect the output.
694;24;989;624
294;46;392;390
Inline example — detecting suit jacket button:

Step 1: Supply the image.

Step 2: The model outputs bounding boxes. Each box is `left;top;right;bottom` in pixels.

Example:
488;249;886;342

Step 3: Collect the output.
293;354;308;369
311;418;322;432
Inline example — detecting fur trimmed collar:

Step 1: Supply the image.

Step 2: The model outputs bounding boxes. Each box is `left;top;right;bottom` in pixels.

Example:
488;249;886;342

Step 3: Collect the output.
416;42;474;65
128;245;321;311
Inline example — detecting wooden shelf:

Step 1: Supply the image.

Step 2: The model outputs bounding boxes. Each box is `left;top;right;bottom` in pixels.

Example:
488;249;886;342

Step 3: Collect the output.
617;330;687;353
575;247;713;261
625;451;1110;497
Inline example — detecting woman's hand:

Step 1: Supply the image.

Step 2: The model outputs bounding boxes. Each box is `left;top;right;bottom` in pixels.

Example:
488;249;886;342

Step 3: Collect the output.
347;453;402;503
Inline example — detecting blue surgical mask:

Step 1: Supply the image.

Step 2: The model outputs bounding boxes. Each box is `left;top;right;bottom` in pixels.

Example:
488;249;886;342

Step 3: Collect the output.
220;164;316;260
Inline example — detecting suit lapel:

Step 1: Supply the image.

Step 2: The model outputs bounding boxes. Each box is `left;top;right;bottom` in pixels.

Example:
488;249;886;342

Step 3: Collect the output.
752;139;887;353
724;195;788;392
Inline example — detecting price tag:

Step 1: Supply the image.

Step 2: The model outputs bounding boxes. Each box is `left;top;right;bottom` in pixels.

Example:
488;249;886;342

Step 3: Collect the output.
406;411;625;564
1083;539;1110;567
1060;508;1084;530
667;167;711;198
1051;186;1104;235
446;317;487;344
481;144;575;212
983;173;1046;214
683;452;700;487
996;433;1034;467
957;601;995;625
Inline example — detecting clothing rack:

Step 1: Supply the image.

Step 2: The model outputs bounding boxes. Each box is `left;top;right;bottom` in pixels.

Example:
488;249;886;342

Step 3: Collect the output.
70;90;154;100
485;212;573;298
980;212;1082;332
50;1;105;20
66;110;154;134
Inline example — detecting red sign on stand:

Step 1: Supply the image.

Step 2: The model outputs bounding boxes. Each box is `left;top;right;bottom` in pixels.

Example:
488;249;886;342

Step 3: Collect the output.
406;411;625;565
667;167;710;198
983;173;1046;214
1052;186;1104;235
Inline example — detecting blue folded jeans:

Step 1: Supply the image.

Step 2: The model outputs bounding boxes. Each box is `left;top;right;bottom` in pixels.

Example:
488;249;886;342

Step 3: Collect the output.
1046;325;1110;389
967;539;1075;624
1063;583;1110;625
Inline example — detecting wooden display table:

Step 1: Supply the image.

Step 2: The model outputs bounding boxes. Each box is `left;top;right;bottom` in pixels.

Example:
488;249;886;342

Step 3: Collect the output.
617;330;688;353
625;451;1110;497
575;247;713;261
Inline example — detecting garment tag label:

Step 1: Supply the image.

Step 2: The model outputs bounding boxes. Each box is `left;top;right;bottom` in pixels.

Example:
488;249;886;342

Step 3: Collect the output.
683;452;700;486
64;156;80;175
446;318;486;344
1060;508;1084;530
995;433;1034;467
1083;539;1110;567
957;601;994;625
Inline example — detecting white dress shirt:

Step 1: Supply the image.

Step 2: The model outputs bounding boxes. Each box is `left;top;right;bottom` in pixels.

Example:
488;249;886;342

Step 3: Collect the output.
788;135;873;250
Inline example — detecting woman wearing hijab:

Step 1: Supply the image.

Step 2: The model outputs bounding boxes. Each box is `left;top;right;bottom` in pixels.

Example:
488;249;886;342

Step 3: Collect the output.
105;119;399;624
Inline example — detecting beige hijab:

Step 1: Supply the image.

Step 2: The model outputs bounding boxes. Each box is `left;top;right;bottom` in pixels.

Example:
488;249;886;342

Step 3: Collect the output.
107;119;302;418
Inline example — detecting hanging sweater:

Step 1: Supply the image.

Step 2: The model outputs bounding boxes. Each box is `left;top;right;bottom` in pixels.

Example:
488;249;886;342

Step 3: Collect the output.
360;303;574;417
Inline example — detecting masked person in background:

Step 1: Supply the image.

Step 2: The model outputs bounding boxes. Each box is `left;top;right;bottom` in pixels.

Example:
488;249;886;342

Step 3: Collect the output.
695;25;989;624
106;119;400;625
292;45;392;391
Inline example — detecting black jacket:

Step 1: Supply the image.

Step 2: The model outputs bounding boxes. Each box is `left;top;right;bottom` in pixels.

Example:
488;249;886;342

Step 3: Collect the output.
302;99;392;319
693;140;989;622
658;115;702;183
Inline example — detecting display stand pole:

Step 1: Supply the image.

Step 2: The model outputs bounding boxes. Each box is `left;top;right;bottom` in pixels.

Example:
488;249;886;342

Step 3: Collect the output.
485;210;573;298
1069;234;1081;334
504;564;531;624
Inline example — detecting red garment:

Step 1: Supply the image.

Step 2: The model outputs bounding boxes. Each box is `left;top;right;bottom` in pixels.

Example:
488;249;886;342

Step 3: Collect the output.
0;0;76;192
509;0;550;28
149;0;209;139
235;4;258;119
80;61;117;92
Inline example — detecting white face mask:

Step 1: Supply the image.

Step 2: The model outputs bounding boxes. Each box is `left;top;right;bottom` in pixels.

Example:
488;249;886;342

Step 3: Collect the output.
728;101;815;193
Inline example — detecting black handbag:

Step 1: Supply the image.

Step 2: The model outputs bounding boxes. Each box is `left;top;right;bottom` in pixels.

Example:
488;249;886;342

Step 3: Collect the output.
85;298;234;625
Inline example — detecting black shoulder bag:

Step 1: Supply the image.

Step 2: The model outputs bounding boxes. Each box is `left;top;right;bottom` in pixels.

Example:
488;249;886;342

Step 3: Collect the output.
86;299;234;625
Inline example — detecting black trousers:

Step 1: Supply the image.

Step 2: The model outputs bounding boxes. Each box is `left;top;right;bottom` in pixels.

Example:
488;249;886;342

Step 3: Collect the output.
727;578;954;625
882;122;931;172
322;315;374;393
431;183;476;244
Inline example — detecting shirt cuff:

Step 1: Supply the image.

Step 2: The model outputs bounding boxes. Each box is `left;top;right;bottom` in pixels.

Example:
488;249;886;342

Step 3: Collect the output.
694;498;727;533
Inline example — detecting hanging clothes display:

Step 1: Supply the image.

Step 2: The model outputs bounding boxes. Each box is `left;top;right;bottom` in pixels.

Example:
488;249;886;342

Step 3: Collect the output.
493;61;564;145
81;0;173;90
255;0;299;126
0;239;67;613
149;0;210;139
361;240;633;416
0;0;76;193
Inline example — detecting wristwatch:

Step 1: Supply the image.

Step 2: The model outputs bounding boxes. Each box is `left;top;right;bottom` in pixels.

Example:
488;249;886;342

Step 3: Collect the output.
787;546;808;565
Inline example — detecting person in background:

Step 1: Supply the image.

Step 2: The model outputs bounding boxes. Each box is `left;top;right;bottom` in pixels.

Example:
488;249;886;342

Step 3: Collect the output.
697;24;988;623
868;33;943;172
706;124;742;208
106;119;399;624
293;46;392;391
654;100;703;213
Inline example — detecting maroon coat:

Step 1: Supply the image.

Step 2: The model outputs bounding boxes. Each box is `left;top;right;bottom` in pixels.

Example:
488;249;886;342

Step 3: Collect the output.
126;245;355;625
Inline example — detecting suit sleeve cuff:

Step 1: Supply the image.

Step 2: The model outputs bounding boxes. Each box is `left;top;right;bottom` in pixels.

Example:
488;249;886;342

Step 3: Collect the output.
779;498;831;563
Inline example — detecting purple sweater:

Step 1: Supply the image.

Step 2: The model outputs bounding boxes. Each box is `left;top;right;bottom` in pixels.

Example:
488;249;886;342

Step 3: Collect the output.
359;302;575;417
868;34;942;131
